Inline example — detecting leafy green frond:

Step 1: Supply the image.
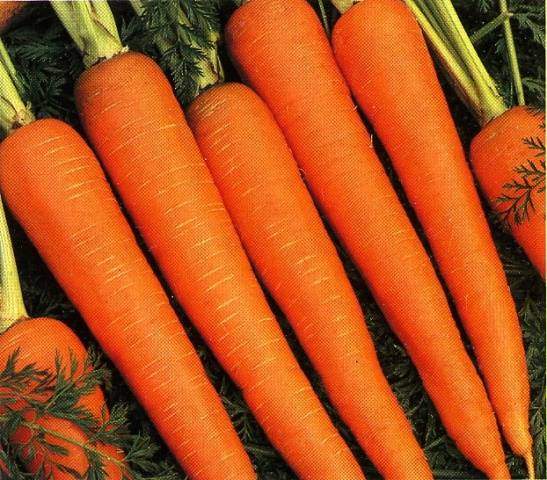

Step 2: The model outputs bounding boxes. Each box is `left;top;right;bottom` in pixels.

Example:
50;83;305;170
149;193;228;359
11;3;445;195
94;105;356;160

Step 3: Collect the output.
129;0;223;104
0;350;182;479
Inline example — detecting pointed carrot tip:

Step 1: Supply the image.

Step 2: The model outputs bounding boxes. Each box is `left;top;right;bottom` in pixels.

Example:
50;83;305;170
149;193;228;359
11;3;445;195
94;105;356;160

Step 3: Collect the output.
525;450;535;480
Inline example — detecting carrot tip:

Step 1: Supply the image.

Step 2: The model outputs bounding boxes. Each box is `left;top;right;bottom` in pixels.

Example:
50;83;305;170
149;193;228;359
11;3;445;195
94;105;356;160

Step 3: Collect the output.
525;450;535;480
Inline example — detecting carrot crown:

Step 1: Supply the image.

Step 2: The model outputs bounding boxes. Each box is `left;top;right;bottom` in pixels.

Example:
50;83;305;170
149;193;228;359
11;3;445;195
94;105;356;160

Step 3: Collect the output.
0;39;34;137
130;0;224;104
402;0;513;126
50;1;126;68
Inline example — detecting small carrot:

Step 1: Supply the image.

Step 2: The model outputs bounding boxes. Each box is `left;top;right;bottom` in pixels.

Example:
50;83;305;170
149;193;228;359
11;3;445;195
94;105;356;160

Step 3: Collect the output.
225;0;510;477
0;36;254;479
330;0;533;470
471;107;545;278
187;81;432;480
53;2;365;478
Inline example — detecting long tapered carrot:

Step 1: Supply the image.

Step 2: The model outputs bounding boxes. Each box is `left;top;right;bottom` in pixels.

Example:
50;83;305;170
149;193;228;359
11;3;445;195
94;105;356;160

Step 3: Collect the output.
51;3;366;477
330;0;532;465
225;0;510;477
471;106;545;278
0;118;256;480
186;81;432;480
0;43;125;479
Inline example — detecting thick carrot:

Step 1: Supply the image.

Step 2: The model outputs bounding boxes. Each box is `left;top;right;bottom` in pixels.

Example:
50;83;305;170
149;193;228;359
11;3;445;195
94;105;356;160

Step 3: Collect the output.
186;81;432;479
330;0;532;464
0;118;256;480
225;0;509;477
72;48;364;480
0;318;125;480
471;106;545;278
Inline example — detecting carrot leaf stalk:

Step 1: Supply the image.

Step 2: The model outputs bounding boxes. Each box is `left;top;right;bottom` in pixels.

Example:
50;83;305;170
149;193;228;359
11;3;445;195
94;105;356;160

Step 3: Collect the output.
0;40;28;332
0;39;33;137
49;1;126;68
498;0;525;106
470;10;512;44
130;0;223;104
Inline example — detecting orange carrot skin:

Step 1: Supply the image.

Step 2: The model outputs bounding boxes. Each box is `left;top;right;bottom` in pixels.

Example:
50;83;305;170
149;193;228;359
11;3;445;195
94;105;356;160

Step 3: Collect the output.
471;106;545;279
331;0;531;459
0;317;124;479
226;1;509;477
0;119;256;480
74;51;364;480
187;82;432;480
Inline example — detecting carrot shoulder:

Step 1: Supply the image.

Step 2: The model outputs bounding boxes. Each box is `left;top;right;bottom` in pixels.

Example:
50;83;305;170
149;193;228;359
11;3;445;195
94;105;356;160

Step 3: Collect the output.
225;0;509;477
0;118;256;480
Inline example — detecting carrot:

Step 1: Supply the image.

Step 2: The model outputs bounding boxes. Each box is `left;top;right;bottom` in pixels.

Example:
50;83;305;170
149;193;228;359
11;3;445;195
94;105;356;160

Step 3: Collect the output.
0;2;25;33
400;2;542;473
471;107;545;278
186;81;432;479
330;0;532;468
0;43;125;479
225;0;510;477
0;118;254;479
52;3;365;478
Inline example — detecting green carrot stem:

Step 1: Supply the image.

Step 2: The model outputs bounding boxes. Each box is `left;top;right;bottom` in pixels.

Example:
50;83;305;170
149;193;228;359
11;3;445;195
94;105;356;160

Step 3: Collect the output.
0;39;29;332
498;0;525;105
0;39;34;137
415;0;508;124
331;0;357;14
470;11;512;44
0;195;28;332
50;0;126;68
405;0;482;122
317;0;331;36
130;0;224;102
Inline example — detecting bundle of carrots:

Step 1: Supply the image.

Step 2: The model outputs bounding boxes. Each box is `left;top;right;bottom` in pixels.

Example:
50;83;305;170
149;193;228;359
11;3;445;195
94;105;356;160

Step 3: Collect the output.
0;0;543;479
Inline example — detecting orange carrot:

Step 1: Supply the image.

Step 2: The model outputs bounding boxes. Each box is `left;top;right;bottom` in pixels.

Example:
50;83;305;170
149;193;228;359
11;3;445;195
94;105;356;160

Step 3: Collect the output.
225;0;509;477
186;81;432;479
0;118;256;480
330;0;532;465
0;44;125;478
471;106;545;279
72;47;364;480
0;318;125;480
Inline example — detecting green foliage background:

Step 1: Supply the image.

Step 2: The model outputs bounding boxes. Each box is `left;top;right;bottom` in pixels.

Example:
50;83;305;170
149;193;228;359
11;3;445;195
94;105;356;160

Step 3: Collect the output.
1;0;545;478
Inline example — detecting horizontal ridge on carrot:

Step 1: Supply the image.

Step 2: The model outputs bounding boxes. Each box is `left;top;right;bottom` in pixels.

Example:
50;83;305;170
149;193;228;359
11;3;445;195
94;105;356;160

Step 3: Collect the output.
330;0;532;470
53;1;366;478
0;29;255;478
225;0;510;477
187;81;432;479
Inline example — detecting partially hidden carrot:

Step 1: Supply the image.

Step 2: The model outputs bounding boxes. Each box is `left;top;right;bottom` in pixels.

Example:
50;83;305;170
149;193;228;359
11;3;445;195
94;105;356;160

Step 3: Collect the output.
52;2;366;478
330;0;532;466
187;82;432;480
0;117;256;480
225;0;509;477
471;106;545;278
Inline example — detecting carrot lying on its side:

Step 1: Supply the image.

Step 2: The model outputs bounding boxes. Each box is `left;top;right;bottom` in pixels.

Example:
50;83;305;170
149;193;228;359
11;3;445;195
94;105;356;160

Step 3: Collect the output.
471;106;545;279
187;82;432;480
330;0;532;465
225;0;509;477
0;43;124;479
0;119;256;480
